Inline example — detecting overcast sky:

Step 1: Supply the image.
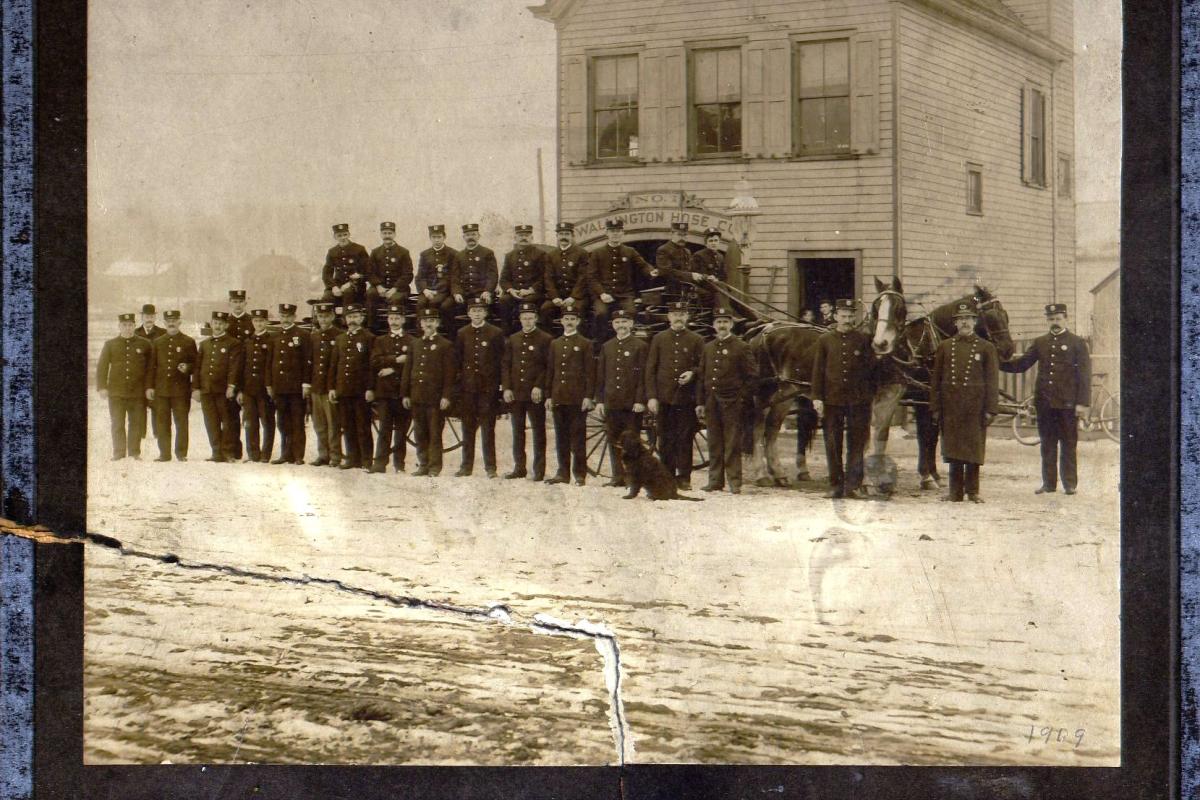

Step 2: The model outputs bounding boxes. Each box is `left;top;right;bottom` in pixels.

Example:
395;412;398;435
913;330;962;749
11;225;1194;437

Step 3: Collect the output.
89;0;558;269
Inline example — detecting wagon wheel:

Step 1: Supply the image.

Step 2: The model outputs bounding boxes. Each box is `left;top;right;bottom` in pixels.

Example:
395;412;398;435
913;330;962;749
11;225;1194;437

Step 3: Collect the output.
1010;394;1040;446
692;425;710;471
399;414;463;452
585;407;611;477
1098;390;1120;443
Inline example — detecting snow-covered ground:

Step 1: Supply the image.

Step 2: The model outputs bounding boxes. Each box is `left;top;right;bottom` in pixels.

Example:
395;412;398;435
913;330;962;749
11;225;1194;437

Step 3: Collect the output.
84;394;1120;766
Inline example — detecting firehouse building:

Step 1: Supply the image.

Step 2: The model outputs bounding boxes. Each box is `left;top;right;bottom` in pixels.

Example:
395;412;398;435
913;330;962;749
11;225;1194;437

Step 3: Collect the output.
531;0;1075;338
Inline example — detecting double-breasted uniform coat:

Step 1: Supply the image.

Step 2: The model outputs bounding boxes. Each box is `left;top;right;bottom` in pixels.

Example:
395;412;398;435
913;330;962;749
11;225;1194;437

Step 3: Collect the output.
810;328;876;494
308;324;343;465
329;326;376;467
595;333;648;483
196;332;243;461
415;245;462;330
369;330;414;471
455;321;506;474
270;324;311;464
240;330;276;462
402;332;457;474
502;326;553;478
645;326;705;480
697;333;757;491
498;245;547;334
548;330;595;482
148;330;198;459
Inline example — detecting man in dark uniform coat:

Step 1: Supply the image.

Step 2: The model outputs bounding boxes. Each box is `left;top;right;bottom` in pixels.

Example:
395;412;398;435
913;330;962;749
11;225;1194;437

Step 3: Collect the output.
368;221;413;329
238;309;276;463
224;290;253;459
97;313;152;460
541;221;589;329
697;307;757;494
810;299;876;499
595;309;648;488
546;307;595;485
415;224;462;333
307;302;343;467
690;228;728;310
194;311;243;462
450;223;498;331
654;221;694;302
329;304;375;470
497;224;546;335
931;301;1000;502
403;307;457;477
502;302;553;481
270;303;310;465
455;296;505;477
147;310;197;461
587;218;654;341
369;304;413;473
1000;302;1092;495
322;223;371;314
646;301;705;488
137;303;167;442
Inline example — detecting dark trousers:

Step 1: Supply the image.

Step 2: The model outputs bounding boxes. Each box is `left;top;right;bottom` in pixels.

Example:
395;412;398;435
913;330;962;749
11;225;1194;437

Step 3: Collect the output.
242;391;276;461
275;393;306;463
108;395;146;458
604;408;642;481
659;404;698;479
141;400;159;442
822;402;871;491
200;391;238;460
311;392;343;464
551;403;588;481
373;397;411;469
152;395;190;459
509;400;547;478
948;460;981;500
705;397;744;489
459;394;498;473
411;402;445;472
226;397;243;458
591;295;636;342
338;396;372;467
1037;403;1079;491
914;404;941;480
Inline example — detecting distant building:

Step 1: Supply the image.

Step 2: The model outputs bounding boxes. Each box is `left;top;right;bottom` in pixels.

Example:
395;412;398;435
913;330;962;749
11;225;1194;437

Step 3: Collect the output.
1089;267;1118;393
531;0;1076;337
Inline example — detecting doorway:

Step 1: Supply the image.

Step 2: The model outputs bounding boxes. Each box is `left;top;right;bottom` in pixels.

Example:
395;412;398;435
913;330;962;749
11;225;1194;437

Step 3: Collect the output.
789;250;861;319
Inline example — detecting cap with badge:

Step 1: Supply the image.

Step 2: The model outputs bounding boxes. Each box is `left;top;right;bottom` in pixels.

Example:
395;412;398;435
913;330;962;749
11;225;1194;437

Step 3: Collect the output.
605;218;625;230
468;296;489;310
344;303;365;315
118;312;135;323
386;304;406;316
952;301;978;318
141;303;156;314
518;301;539;315
461;223;480;233
211;311;230;322
611;309;633;321
380;221;396;232
670;221;689;232
713;307;733;320
163;310;182;321
228;290;246;301
1044;302;1068;315
835;299;857;311
560;306;582;318
514;224;534;234
428;224;446;236
332;223;350;234
667;301;690;312
313;302;335;314
703;227;722;239
417;307;440;321
555;222;575;233
278;303;298;315
250;309;269;319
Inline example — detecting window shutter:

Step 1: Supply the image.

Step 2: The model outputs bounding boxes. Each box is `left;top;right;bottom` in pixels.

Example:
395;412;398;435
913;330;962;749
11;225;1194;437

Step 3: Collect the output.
1021;85;1035;184
742;39;792;158
661;47;687;161
850;35;879;155
565;55;588;165
638;50;663;162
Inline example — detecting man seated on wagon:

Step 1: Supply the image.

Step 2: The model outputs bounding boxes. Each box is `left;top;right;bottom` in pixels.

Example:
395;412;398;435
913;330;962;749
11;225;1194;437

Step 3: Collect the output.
587;218;655;343
541;221;589;333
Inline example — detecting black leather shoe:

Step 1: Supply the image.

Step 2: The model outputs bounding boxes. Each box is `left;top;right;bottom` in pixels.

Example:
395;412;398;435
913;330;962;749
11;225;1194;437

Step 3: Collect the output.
504;470;527;479
574;478;586;486
454;468;472;477
729;485;742;495
968;494;984;503
843;488;865;500
530;473;544;482
603;479;626;488
393;464;405;473
1064;488;1076;496
545;475;569;485
270;458;289;465
206;456;225;463
486;470;497;479
154;456;171;462
309;458;329;467
339;462;360;470
176;456;187;462
825;488;844;499
702;484;721;492
412;466;430;477
675;477;691;490
1034;486;1055;494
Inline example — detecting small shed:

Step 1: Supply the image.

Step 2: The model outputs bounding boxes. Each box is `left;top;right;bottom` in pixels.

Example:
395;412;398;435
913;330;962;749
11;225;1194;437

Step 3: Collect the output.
1089;268;1119;394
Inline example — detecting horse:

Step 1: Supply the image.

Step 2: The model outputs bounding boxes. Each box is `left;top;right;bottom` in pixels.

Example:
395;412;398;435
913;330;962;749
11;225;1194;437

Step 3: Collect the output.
867;280;1014;491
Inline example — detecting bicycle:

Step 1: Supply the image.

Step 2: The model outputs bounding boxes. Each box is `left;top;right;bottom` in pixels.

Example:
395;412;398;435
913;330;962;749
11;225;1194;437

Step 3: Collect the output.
1009;373;1120;445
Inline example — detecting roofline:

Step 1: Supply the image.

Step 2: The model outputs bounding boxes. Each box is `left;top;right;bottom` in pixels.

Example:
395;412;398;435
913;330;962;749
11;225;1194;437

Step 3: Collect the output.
528;0;578;24
902;0;1070;62
1090;267;1121;294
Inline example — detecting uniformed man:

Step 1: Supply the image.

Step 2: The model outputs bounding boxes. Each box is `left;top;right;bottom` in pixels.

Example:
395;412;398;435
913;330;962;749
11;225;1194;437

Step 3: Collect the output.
307;302;344;467
595;309;648;488
415;224;462;333
194;311;243;462
270;303;311;465
238;309;276;463
497;224;546;335
646;301;705;489
930;301;999;503
546;307;595;485
138;304;166;340
451;223;498;331
690;228;728;309
541;221;589;329
329;303;375;470
402;307;456;477
146;310;197;461
502;302;553;480
587;219;654;341
97;313;152;460
1000;302;1092;495
322;223;371;313
810;299;876;499
369;304;413;473
455;296;505;478
224;289;253;460
654;221;694;302
697;307;757;494
368;221;413;329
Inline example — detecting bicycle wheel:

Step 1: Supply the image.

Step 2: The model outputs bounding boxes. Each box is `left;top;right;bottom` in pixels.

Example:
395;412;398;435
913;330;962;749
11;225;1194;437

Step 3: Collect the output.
692;427;710;472
1099;390;1120;443
1010;395;1040;446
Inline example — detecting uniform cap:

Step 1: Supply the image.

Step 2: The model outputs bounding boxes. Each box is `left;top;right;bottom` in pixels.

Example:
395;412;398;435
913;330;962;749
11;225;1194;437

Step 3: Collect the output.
835;299;856;311
250;308;270;319
514;224;534;234
667;301;690;312
518;301;539;315
555;222;575;233
560;306;582;319
712;307;733;320
610;309;634;321
211;311;230;322
670;221;689;232
461;223;480;233
952;301;978;318
313;302;335;314
380;221;396;232
278;303;298;315
228;289;246;300
1044;302;1068;315
332;223;350;234
118;312;135;323
467;296;489;310
163;310;182;320
703;227;722;239
386;304;406;316
141;303;157;314
605;218;625;230
417;307;440;320
428;224;446;236
344;303;365;315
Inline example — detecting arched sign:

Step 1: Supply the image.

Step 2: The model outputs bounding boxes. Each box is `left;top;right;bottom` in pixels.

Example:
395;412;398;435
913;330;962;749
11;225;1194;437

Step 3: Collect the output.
572;190;737;248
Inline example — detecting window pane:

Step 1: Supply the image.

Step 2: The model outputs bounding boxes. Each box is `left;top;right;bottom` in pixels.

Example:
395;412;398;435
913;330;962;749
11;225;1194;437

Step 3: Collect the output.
799;98;826;151
695;104;720;153
594;57;616;105
617;56;638;102
597;108;636;158
720;102;742;151
694;50;718;104
827;96;850;150
717;48;741;101
797;42;824;97
824;40;849;96
968;169;982;212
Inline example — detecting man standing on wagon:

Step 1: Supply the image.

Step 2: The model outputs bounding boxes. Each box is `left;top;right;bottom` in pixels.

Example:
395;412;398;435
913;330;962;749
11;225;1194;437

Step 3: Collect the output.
810;299;875;499
697;306;757;495
999;302;1092;495
930;300;1000;503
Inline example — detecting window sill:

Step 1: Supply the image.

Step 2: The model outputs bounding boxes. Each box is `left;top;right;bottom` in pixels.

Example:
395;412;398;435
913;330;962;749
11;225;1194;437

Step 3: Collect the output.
966;210;984;217
1021;180;1048;190
787;152;861;162
580;160;646;169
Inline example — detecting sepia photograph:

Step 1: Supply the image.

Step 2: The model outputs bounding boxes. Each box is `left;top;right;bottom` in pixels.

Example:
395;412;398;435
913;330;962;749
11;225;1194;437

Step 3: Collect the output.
84;0;1122;767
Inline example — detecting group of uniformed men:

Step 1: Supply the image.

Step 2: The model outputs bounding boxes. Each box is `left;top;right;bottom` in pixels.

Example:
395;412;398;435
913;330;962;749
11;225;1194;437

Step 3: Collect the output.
97;217;1093;501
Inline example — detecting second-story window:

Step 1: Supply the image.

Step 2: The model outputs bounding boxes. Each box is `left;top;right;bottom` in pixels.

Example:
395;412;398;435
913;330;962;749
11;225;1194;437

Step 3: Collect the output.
593;54;639;160
795;39;850;156
692;47;742;156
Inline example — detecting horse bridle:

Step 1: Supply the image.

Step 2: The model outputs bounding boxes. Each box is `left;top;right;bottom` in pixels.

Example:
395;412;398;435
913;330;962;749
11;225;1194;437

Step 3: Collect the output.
974;295;1011;341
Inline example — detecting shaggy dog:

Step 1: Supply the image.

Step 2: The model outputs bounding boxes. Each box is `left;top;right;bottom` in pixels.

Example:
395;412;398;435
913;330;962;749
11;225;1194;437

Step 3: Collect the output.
616;429;703;502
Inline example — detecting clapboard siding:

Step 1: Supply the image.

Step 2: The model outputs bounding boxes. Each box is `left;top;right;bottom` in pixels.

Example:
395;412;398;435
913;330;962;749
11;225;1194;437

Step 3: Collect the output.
999;0;1049;35
897;2;1064;337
